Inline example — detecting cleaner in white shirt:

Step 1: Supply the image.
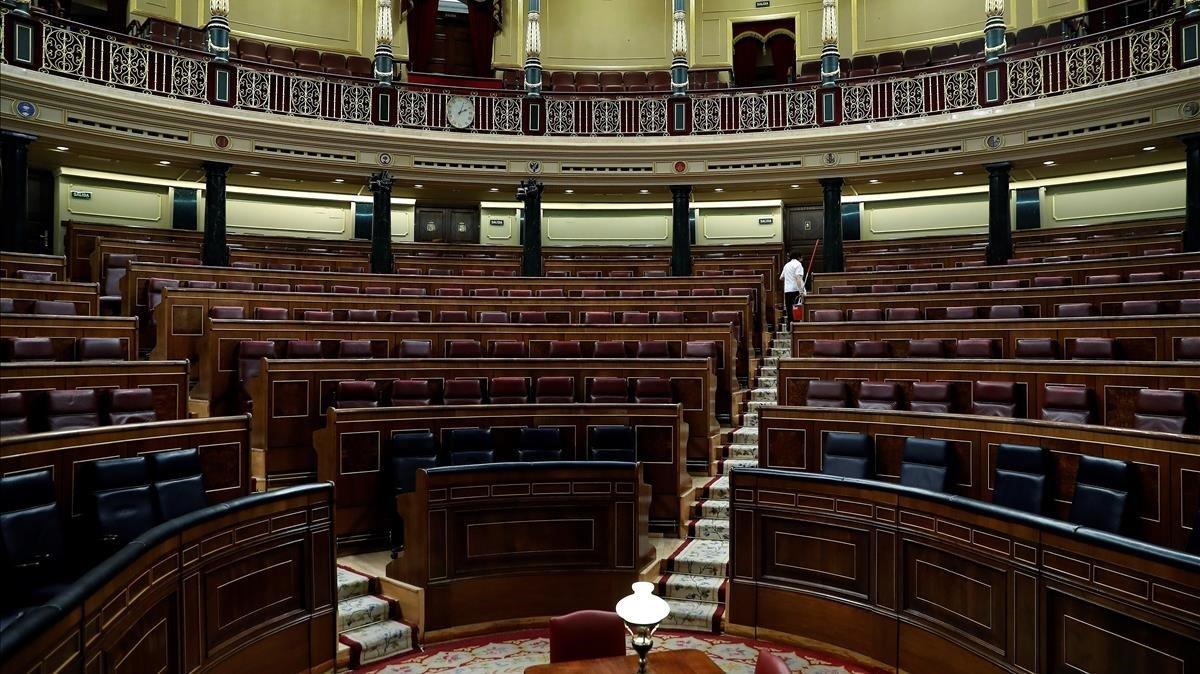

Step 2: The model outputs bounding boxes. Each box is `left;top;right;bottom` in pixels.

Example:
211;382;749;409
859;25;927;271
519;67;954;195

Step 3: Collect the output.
780;251;806;328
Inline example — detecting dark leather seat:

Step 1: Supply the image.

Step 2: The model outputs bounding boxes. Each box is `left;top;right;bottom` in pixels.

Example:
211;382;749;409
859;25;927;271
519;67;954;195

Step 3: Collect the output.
4;337;55;362
0;392;30;435
388;431;438;495
209;306;245;320
810;309;844;322
0;469;69;614
1179;337;1200;360
335;380;379;408
478;311;509;323
907;339;946;358
46;389;100;430
944;306;976;320
584;311;614;324
303;310;334;321
1056;303;1095;318
656;310;684;324
1189;510;1200;555
989;279;1023;289
447;340;483;358
295;283;323;293
857;382;901;410
1033;276;1070;288
385;379;431;407
821;432;873;479
439;310;469;322
148;448;207;521
514;428;564;462
684;341;719;364
588;425;636;462
1071;338;1116;360
876;50;904;74
100;253;135;315
690;288;718;296
886;307;920;321
392;310;421;323
988;305;1024;319
972;381;1017;418
1121;300;1159;316
910;382;952;413
589;377;629;403
237;340;275;405
76;337;124;361
851;340;890;358
900;437;953;493
806;380;849;408
909;283;939;292
518;311;548;323
447;427;494;465
848;309;883;322
621;311;651;325
472;288;501;297
397;288;425;297
537;289;566;298
955;339;998;358
548;340;583;358
535;377;575;403
1133;389;1189;433
222;281;254;291
490;377;529;404
1085;274;1122;285
285;340;321;358
490;340;528;358
991;444;1048;514
505;289;533;297
590;340;628;357
1129;272;1166;283
1015;338;1058;359
32;300;76;316
106;388;157;425
253;307;288;320
339;340;374;358
260;283;291;293
1040;385;1093;424
633;378;672;404
444;379;484;405
636;341;669;358
1068;456;1133;534
812;339;848;357
16;270;54;281
871;284;898;294
85;457;158;552
347;309;378;322
549;610;626;663
435;287;464;297
949;282;980;291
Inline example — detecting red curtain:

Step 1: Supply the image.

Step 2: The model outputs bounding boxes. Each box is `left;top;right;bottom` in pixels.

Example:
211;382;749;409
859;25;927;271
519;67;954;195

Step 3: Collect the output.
767;35;795;84
732;38;760;88
406;0;439;73
466;1;496;77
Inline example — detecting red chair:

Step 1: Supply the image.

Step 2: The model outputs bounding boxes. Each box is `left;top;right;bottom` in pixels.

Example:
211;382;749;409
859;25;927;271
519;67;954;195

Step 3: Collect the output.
548;610;626;663
589;377;629;403
535;377;575;403
489;377;529;404
754;649;790;674
548;340;583;358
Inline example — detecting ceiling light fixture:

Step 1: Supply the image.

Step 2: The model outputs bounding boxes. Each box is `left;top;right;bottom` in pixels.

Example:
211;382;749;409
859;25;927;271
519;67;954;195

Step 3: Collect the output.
334;178;345;183
55;146;70;151
639;189;649;194
953;171;964;176
790;184;800;188
1043;160;1055;166
1142;145;1156;151
714;188;724;192
869;179;880;184
489;187;499;192
249;171;261;176
564;189;574;194
413;183;423;188
158;160;171;166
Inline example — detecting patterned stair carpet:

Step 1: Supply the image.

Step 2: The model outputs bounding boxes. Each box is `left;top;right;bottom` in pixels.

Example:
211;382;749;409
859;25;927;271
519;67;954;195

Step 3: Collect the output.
356;628;888;674
337;566;417;670
653;327;791;634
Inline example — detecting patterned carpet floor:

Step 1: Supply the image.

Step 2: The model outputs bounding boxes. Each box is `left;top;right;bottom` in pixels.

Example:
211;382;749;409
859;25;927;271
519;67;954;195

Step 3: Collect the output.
357;629;889;673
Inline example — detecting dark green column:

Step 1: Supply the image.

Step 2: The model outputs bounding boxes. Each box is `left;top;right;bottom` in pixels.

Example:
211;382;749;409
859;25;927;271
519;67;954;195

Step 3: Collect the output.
1184;134;1200;253
518;179;544;276
671;185;692;276
0;130;37;253
201;161;231;267
984;161;1013;265
820;177;844;273
369;171;394;273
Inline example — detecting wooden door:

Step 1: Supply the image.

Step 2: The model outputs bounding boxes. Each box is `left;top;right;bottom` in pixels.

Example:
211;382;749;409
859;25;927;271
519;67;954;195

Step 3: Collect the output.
785;205;824;273
416;207;480;243
416;208;449;242
446;209;480;243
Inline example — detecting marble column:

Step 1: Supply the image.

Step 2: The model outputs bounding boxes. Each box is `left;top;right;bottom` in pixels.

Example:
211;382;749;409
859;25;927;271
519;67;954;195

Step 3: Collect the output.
820;0;839;87
985;0;1007;62
984;161;1014;265
671;0;689;95
820;178;844;273
201;162;231;267
205;0;231;62
518;179;544;276
375;0;395;84
0;130;36;253
670;185;692;276
369;171;394;273
524;0;543;96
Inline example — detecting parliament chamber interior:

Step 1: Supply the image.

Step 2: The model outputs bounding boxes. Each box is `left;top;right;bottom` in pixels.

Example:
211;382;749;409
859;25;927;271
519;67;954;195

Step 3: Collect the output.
0;0;1198;672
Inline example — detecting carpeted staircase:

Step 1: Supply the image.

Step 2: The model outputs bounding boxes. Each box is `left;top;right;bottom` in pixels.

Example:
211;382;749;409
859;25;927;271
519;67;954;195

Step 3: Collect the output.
656;325;791;633
336;566;417;670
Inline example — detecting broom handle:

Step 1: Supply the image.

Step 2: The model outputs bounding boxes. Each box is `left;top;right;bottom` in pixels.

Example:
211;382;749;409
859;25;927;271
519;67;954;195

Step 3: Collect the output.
799;238;820;301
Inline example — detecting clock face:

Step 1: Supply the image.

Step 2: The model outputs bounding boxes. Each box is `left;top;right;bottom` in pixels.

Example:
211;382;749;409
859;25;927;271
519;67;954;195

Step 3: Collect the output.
447;96;475;129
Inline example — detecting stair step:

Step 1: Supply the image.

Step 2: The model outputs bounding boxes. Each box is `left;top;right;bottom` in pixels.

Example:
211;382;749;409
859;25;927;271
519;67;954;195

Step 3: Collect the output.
660;598;724;633
759;365;778;376
728;443;759;460
701;475;729;500
339;619;415;668
337;594;393;633
692;498;730;519
757;377;777;389
747;400;777;412
688;517;730;541
732;427;759;444
336;566;371;602
742;412;759;427
751;388;777;402
722;458;758;474
658;573;727;603
663;538;729;577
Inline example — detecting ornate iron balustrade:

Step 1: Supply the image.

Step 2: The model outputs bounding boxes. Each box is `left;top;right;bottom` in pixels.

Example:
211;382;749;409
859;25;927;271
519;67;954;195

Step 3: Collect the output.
1;9;1190;137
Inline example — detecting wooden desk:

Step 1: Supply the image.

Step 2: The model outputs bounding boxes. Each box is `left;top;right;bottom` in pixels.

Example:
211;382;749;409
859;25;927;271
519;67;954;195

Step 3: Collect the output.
525;649;722;673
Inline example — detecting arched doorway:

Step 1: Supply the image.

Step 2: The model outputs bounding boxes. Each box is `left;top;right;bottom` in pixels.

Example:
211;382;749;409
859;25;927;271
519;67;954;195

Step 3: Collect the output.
404;0;502;77
731;19;796;87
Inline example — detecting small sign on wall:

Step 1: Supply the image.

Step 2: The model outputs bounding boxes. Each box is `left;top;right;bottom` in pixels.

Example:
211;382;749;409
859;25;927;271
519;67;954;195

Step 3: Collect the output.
489;218;506;226
758;217;774;225
71;190;92;200
755;0;770;7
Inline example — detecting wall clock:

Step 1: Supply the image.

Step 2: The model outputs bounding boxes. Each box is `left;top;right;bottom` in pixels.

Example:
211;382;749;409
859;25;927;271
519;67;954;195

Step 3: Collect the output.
447;96;475;129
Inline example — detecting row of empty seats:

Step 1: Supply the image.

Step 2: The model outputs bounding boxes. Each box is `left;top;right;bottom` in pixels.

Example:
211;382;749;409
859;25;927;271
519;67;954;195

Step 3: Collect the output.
858;248;1179;272
143;277;751;298
1;337;125;363
330;376;676;409
820;434;1174;542
389;426;638;475
827;269;1199;294
210;305;741;326
807;299;1200;322
800;336;1200;361
3;270;56;281
800;381;1193;433
0;299;85;316
0;450;210;624
0;388;157;434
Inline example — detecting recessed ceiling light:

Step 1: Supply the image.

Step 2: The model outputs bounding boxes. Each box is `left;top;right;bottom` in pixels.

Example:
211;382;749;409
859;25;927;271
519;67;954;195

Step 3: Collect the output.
158;160;171;166
714;188;724;192
489;187;499;192
953;171;964;176
413;183;423;188
55;146;70;151
869;179;880;184
564;189;574;194
1043;160;1055;166
248;171;261;176
790;184;800;188
1142;145;1156;151
639;189;649;194
333;178;344;183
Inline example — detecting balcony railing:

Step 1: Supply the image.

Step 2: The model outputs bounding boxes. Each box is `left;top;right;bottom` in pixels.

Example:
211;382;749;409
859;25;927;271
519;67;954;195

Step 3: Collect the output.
1;8;1190;138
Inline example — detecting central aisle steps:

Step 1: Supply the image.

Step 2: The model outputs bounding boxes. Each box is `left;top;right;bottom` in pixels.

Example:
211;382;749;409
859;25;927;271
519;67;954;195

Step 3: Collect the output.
336;566;417;670
654;326;791;633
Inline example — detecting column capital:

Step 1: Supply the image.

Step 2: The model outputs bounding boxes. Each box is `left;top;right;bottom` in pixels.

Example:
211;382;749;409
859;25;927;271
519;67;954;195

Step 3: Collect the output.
1182;133;1200;148
202;160;232;175
983;161;1013;173
819;176;844;189
670;184;692;197
0;130;38;144
369;170;394;192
